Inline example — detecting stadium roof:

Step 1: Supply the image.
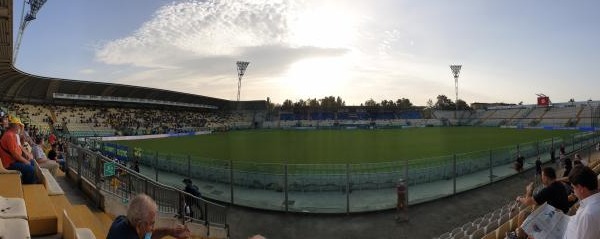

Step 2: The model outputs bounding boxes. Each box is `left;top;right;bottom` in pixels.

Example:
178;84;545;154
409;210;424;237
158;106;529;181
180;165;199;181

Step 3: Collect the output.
0;0;264;110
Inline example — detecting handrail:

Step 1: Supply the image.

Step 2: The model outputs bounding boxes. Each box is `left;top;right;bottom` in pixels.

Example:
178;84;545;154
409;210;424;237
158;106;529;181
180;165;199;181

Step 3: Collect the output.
64;142;229;230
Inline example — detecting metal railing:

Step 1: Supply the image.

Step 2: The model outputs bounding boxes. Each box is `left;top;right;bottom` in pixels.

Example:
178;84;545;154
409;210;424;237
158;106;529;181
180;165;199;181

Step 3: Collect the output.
77;131;600;213
64;142;229;236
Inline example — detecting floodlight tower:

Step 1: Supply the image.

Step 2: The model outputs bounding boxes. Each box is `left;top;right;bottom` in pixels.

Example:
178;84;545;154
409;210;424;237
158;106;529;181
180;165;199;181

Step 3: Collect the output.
450;65;462;121
14;0;48;63
588;99;594;129
236;61;250;103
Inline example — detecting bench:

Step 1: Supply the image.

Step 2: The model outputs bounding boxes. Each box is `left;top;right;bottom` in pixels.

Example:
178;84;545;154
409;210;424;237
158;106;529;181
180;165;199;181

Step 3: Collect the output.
94;211;114;233
496;220;510;239
41;168;65;195
23;184;58;236
69;205;107;239
63;210;96;239
0;160;19;174
0;217;31;238
0;196;27;220
0;173;23;198
34;160;65;196
50;194;73;233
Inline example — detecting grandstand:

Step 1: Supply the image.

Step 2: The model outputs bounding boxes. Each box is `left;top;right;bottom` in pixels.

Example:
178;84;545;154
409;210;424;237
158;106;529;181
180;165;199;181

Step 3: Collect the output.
1;0;600;238
0;0;233;238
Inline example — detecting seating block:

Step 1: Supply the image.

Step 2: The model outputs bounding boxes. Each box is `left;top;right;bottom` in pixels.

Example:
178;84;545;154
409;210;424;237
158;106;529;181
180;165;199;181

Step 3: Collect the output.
63;210;96;239
94;211;114;233
481;231;495;239
41;168;65;195
495;220;510;239
0;218;31;238
0;173;23;198
23;184;58;236
0;196;27;219
50;194;73;233
69;205;107;239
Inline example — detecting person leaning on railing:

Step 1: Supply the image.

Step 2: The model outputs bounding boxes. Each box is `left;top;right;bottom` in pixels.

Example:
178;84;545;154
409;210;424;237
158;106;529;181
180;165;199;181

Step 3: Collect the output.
107;193;191;239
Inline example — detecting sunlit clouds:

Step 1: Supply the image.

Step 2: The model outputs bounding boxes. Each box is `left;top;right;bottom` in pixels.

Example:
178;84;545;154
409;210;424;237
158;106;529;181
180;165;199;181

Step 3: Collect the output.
83;0;600;105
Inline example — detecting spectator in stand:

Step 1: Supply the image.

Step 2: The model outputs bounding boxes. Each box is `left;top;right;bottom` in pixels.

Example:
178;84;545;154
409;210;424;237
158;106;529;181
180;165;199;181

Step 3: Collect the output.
564;156;573;177
535;156;542;178
574;153;588;166
107;194;190;239
560;144;566;155
550;147;556;163
56;145;66;171
131;159;140;173
514;154;524;173
48;132;56;146
0;115;8;136
564;166;600;239
31;137;59;175
516;167;570;213
0;116;36;184
20;123;35;147
47;143;58;161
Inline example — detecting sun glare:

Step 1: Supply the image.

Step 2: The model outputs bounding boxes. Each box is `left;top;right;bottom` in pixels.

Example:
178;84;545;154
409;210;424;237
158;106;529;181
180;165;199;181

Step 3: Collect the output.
288;3;358;49
282;56;353;98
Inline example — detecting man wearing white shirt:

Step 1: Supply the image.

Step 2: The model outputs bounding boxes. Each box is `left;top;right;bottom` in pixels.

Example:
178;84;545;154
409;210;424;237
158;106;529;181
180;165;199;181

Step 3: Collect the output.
32;137;59;175
564;166;600;239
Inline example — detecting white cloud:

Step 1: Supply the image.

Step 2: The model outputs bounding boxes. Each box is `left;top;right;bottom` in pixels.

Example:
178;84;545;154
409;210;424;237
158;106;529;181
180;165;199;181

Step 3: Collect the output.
92;0;495;105
96;0;307;68
93;0;356;100
79;68;96;74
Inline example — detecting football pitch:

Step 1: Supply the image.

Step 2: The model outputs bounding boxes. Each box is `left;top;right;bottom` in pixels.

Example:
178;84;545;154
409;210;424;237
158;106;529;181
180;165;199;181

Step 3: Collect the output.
112;127;578;164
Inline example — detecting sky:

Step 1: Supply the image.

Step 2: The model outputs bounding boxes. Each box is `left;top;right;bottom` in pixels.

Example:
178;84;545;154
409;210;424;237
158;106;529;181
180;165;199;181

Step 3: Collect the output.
12;0;600;106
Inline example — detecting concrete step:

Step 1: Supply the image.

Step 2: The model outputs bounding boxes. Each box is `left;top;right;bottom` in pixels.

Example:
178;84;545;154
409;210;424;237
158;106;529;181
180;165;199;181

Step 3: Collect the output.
49;194;73;233
68;205;107;239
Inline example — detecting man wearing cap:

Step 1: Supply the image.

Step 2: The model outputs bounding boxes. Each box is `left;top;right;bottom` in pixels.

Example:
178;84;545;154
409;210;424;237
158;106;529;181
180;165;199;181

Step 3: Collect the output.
0;115;36;184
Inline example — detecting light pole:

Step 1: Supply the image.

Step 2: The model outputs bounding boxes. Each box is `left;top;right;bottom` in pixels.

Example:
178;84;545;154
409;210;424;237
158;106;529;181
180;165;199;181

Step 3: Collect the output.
14;0;48;63
236;61;250;103
588;99;594;130
450;65;462;121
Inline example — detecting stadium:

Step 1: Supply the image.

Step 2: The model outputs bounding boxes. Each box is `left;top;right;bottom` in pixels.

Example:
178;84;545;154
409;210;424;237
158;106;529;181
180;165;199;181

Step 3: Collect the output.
1;1;600;239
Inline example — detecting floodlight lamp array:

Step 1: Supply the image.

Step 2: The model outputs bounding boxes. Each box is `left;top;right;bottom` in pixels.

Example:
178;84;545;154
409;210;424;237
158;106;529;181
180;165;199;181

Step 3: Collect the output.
450;65;462;78
25;0;47;21
237;61;250;76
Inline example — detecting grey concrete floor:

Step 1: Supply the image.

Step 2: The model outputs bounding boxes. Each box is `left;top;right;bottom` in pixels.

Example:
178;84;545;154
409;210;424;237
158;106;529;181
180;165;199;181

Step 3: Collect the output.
225;170;535;239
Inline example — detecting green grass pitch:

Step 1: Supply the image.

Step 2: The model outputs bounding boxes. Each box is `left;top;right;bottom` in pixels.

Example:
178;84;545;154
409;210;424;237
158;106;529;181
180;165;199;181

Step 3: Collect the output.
112;127;577;164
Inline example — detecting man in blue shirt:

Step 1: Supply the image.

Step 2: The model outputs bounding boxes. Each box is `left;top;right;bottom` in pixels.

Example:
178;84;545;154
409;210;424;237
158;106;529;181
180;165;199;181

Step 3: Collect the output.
107;194;190;239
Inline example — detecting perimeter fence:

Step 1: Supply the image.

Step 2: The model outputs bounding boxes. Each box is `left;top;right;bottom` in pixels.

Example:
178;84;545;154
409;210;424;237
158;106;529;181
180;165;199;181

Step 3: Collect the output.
78;131;600;213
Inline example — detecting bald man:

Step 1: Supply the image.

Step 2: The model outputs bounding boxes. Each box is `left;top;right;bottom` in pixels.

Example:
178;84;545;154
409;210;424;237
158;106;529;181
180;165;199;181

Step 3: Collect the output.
107;194;190;239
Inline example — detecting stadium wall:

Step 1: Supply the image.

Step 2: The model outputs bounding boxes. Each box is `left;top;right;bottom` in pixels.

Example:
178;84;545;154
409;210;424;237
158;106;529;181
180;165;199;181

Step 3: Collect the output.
99;130;212;141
